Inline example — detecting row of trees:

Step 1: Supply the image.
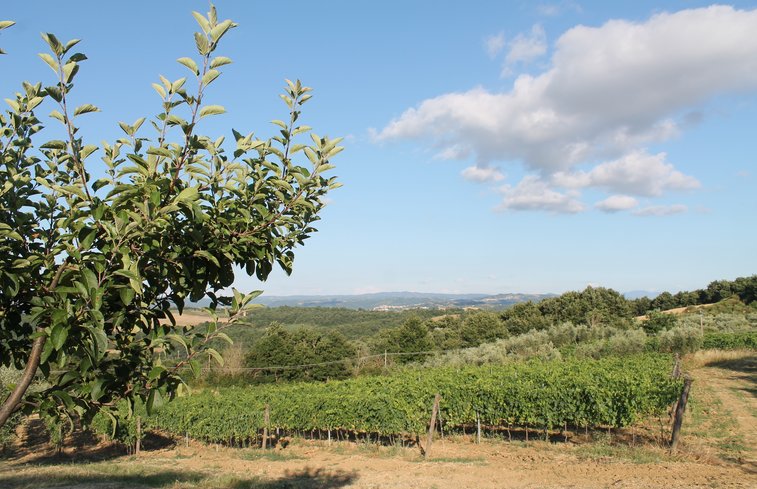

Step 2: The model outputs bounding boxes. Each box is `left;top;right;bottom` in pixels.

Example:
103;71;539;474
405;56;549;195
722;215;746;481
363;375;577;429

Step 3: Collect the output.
632;275;757;313
233;277;757;384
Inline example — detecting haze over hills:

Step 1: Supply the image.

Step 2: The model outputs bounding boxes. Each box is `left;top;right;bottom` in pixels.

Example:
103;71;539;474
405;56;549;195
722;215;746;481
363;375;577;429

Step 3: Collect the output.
189;289;668;310
252;291;556;310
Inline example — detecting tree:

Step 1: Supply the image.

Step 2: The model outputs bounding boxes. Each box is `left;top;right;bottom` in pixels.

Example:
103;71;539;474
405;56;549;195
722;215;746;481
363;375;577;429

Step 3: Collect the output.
0;6;342;430
245;326;355;383
459;311;507;347
641;311;678;335
372;317;434;365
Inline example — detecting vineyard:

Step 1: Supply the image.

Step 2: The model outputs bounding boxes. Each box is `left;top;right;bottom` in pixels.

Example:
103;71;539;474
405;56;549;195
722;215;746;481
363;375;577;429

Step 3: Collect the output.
144;354;682;446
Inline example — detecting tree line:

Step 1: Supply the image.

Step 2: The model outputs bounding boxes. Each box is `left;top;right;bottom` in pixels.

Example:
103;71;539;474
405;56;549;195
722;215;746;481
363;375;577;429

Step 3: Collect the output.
222;275;756;384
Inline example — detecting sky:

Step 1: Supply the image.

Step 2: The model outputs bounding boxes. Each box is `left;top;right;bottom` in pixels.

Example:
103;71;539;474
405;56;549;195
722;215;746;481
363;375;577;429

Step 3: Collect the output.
1;1;756;297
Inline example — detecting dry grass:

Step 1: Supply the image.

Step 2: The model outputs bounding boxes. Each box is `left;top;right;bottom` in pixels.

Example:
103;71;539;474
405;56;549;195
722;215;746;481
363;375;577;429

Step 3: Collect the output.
684;349;755;369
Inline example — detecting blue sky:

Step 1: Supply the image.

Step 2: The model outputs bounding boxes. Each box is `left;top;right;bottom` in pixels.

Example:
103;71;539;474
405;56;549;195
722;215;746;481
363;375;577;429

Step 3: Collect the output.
2;1;756;296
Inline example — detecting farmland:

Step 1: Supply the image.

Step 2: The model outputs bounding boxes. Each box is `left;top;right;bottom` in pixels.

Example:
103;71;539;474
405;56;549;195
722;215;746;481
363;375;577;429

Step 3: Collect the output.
1;351;755;488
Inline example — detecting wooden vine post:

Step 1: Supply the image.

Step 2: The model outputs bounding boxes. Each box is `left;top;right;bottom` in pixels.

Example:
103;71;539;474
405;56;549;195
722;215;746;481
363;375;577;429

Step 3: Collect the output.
671;353;681;379
670;376;693;452
262;403;270;449
135;416;141;455
424;393;441;459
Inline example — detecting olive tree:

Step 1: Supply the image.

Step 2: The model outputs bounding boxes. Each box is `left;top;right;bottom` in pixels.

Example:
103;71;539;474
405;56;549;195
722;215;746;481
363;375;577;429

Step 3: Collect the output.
0;6;342;429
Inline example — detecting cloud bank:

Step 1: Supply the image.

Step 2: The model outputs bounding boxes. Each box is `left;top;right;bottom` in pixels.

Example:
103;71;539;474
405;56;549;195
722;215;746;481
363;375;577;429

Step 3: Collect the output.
377;5;757;214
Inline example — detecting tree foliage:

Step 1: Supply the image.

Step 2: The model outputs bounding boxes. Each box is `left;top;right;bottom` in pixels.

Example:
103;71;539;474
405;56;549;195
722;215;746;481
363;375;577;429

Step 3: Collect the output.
244;325;356;383
0;5;341;429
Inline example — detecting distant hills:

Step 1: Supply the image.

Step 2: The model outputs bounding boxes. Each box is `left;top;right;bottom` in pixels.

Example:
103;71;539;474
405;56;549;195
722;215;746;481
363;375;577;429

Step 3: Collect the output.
188;289;667;311
252;291;556;310
622;290;661;300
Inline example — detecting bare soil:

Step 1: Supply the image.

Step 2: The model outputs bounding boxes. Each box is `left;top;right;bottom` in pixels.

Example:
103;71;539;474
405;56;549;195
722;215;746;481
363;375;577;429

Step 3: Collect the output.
2;354;755;489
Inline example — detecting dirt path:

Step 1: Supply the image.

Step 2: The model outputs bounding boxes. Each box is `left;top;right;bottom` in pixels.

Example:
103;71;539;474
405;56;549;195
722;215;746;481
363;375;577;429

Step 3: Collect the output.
694;354;757;467
2;433;755;489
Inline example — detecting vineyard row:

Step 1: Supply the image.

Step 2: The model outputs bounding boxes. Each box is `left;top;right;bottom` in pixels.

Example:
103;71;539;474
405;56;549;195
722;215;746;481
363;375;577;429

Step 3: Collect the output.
144;354;682;444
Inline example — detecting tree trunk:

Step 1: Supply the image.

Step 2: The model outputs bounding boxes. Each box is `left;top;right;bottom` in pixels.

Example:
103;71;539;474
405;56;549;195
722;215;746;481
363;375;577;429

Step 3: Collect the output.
0;335;46;428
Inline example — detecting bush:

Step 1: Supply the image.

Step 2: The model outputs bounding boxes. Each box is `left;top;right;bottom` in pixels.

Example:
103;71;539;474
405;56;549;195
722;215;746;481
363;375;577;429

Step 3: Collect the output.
642;310;678;334
574;329;648;359
657;325;703;353
702;331;757;350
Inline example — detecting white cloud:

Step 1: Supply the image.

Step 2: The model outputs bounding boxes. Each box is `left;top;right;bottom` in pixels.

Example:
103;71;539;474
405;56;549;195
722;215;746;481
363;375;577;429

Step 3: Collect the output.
497;176;584;213
595;195;638;213
505;24;547;66
485;32;506;58
434;144;470;160
537;2;582;17
461;165;505;183
633;204;688;216
553;151;700;196
376;6;757;213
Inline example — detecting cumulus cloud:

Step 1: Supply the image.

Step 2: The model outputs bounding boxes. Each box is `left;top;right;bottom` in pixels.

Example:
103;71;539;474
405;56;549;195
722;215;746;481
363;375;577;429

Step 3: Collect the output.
376;5;757;213
485;32;506;58
553;151;700;196
633;204;688;216
505;24;547;66
595;195;639;213
497;176;584;213
461;165;505;183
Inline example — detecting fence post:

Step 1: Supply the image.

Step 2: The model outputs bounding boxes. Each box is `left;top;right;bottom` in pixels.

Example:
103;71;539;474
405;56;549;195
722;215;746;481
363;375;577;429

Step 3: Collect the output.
262;403;270;449
671;353;681;379
670;376;693;452
135;416;141;455
424;393;441;459
476;412;481;444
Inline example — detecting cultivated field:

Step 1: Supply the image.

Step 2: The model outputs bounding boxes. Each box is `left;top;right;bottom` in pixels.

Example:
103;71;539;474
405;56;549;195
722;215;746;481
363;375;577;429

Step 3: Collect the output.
1;352;755;489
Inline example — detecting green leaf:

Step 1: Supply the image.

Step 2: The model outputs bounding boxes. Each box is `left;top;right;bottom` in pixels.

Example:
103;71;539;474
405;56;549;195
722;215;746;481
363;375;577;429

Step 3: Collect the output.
194;250;220;267
74;104;100;116
210;56;232;69
41;33;63;55
198;105;225;118
38;53;59;73
4;98;19;113
151;83;167;99
81;268;98;292
61;61;78;83
119;287;135;306
165;334;188;354
174;186;199;203
45;85;63;102
88;326;108;358
209;20;235;43
146;389;165;415
191;11;211;33
40;140;67;150
201;69;220;86
64;38;81;53
148;366;166;381
176;56;199;75
194;32;209;55
206;348;224;367
50;324;68;351
49;110;66;123
90;379;105;401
